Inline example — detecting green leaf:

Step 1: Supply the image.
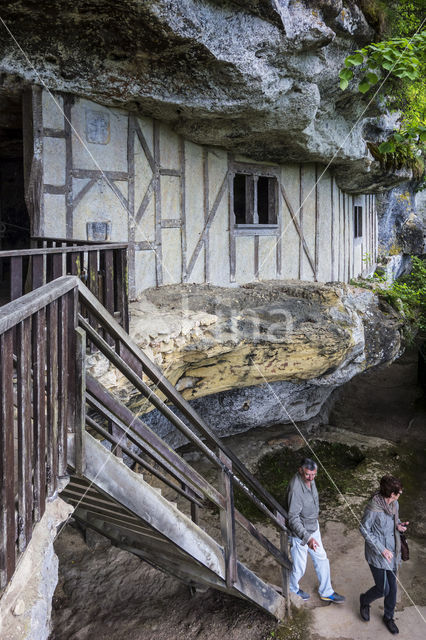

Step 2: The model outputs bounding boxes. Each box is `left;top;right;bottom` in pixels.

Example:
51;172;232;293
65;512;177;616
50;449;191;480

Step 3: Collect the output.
339;68;354;81
367;57;379;68
393;133;405;143
366;72;379;85
378;141;396;153
339;78;349;90
382;61;394;70
420;131;426;142
345;53;364;67
358;80;371;94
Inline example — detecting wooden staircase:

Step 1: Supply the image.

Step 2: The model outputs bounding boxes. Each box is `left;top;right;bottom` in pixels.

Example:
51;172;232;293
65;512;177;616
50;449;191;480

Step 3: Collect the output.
0;266;292;620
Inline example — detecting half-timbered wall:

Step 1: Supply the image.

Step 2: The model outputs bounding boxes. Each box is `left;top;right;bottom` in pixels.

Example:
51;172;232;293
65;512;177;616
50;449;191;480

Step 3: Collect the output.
35;90;377;297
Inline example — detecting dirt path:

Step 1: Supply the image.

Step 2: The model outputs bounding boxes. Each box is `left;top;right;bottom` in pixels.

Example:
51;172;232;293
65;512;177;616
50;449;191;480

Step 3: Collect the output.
50;351;426;640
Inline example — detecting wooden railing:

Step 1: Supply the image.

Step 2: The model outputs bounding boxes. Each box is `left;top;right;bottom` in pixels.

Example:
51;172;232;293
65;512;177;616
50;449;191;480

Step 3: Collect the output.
0;277;81;589
77;282;292;602
0;238;129;331
1;276;292;609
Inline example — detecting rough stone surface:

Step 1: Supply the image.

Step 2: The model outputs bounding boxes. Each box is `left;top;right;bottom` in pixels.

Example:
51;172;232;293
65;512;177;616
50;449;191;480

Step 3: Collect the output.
0;0;414;192
0;497;73;640
89;281;402;445
376;182;425;258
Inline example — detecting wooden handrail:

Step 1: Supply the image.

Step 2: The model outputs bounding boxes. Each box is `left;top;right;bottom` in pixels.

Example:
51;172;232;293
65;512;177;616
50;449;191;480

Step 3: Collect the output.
77;281;289;523
75;279;293;580
0;243;127;257
0;276;79;334
31;235;127;246
0;276;80;589
1;274;292;598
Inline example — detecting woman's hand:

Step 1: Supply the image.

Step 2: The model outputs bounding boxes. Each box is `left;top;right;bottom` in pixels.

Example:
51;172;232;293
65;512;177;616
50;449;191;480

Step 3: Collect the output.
397;521;409;532
382;548;394;562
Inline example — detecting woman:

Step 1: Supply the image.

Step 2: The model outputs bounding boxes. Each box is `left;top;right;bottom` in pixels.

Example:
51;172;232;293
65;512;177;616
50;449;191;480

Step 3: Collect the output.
359;475;408;635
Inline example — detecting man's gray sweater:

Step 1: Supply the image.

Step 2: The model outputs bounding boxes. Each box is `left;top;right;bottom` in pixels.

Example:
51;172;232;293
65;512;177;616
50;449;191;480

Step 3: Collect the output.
284;472;320;544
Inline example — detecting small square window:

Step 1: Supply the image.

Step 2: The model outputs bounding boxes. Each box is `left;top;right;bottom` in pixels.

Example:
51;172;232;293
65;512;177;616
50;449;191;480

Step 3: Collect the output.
354;205;363;238
233;173;278;225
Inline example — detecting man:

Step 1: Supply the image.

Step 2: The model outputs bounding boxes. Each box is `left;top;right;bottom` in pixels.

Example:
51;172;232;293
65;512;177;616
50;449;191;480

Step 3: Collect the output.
284;457;345;603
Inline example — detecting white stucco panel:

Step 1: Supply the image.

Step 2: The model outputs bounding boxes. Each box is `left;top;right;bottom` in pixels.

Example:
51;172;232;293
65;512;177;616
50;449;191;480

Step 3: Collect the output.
135;198;155;243
71;98;128;172
316;171;332;283
159;123;180;170
280;164;300;280
162;228;182;285
44;194;66;237
161;175;180;220
72;182;128;241
134;133;153;211
135;250;157;293
185;141;204;260
209;194;229;285
43;137;66;186
136;116;154;157
258;236;277;281
235;236;254;283
42;91;64;130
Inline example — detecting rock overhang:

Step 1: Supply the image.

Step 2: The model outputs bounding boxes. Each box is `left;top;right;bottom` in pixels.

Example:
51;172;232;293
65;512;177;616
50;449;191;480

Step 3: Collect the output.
0;0;414;193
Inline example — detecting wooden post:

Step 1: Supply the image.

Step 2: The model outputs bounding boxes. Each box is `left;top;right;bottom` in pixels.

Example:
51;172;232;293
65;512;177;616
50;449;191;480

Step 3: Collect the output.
219;450;237;588
74;327;86;476
0;330;16;588
182;483;200;525
276;511;291;618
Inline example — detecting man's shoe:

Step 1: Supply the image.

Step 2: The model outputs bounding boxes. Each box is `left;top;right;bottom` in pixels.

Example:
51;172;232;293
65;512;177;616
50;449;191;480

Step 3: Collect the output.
360;594;370;621
296;589;310;600
319;592;346;604
383;617;399;635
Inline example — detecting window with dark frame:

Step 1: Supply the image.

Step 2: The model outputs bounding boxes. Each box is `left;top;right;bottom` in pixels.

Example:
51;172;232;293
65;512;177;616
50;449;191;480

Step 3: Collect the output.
233;173;278;226
354;205;363;238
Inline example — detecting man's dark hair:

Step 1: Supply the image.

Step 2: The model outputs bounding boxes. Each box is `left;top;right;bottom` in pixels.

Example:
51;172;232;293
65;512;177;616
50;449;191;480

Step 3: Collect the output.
379;475;403;498
300;458;317;471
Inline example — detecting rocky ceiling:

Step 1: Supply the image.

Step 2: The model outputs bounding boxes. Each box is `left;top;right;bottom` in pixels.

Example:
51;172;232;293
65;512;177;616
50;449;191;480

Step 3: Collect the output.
0;1;411;190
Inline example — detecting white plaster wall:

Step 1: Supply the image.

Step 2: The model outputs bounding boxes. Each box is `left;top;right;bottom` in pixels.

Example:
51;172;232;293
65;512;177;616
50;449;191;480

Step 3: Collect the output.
72;181;128;241
43;138;66;186
38;93;376;292
331;177;340;281
317;171;332;283
280;164;299;280
258;236;277;280
162;228;182;285
135;250;156;292
42;92;64;130
71;99;128;172
184;141;205;284
235;236;254;283
208;149;230;285
44;195;66;237
301;165;316;282
159;123;180;170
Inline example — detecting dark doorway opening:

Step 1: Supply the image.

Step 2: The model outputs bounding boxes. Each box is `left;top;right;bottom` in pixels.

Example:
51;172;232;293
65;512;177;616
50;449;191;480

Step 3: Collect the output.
0;88;30;302
0;90;30;251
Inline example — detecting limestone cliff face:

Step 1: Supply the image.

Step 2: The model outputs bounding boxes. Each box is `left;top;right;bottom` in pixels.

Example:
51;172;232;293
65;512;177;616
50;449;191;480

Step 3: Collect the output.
89;281;401;443
0;0;412;192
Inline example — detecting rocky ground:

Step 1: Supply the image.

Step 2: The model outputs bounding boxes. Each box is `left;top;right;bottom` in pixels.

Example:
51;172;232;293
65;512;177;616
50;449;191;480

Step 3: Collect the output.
50;350;426;640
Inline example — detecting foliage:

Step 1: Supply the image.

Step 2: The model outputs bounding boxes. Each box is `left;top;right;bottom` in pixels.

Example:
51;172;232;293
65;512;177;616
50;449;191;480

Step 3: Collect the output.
339;32;426;92
367;141;424;179
339;2;425;177
379;256;426;333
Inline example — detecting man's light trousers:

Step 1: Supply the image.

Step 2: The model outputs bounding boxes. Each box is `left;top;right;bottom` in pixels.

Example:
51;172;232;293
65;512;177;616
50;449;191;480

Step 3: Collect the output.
289;526;334;597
